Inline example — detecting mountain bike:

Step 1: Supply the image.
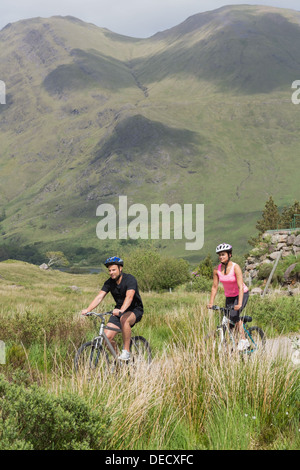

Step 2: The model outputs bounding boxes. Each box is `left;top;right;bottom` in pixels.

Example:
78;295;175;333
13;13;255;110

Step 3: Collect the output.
74;311;152;376
206;305;265;355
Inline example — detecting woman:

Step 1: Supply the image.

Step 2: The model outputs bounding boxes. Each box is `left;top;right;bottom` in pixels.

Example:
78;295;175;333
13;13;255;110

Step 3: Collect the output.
207;243;250;350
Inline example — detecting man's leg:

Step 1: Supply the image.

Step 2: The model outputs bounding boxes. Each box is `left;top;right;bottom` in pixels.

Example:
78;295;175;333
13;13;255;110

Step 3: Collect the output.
120;311;136;352
105;323;121;354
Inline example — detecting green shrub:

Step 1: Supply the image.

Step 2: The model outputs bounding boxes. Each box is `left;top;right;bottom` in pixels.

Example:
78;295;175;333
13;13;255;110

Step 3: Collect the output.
154;256;190;290
186;275;212;292
0;375;112;450
193;254;213;280
247;296;300;334
257;263;273;280
6;343;27;368
123;247;190;291
257;255;300;284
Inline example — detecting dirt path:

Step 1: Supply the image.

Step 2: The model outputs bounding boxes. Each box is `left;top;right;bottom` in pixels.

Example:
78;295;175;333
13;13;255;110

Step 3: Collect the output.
265;334;300;365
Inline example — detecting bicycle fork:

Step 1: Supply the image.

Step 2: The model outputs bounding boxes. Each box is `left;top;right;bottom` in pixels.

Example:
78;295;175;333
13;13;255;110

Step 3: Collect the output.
93;321;119;359
217;316;237;352
92;320;105;348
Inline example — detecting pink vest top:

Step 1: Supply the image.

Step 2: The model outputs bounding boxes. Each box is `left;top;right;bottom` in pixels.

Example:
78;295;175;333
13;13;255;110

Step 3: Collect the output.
217;263;248;297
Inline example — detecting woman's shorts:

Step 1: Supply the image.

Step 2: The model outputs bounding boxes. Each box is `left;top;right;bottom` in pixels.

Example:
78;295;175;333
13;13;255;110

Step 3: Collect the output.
108;308;143;330
225;291;249;324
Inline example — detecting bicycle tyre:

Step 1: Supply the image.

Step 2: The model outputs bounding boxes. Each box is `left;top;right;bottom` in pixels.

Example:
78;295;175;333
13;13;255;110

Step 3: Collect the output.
74;341;110;375
205;327;233;353
246;326;266;352
205;329;221;349
130;336;152;366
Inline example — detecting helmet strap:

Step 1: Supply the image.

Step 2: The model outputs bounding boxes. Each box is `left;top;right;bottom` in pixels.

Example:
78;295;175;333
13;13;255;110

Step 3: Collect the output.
221;252;231;274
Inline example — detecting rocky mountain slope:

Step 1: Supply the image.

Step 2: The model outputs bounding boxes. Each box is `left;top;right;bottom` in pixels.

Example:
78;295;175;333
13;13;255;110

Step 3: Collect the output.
0;5;300;264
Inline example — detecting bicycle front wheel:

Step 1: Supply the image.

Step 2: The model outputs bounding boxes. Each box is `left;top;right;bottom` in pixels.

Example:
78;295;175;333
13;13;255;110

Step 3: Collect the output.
246;326;266;353
130;336;152;366
74;341;110;376
205;327;228;353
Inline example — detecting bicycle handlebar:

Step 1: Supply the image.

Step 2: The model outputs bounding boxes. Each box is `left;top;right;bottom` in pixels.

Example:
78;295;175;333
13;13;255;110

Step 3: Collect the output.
85;311;113;318
209;305;231;312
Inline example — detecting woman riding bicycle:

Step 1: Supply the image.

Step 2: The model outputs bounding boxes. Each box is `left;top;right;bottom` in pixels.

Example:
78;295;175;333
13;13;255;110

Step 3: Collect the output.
207;243;250;351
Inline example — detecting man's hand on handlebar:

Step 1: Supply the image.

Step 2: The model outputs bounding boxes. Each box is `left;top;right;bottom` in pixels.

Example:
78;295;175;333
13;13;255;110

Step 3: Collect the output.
81;309;90;316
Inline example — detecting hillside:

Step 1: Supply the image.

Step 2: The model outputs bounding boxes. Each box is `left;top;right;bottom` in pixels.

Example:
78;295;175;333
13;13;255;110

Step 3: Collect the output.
0;5;300;265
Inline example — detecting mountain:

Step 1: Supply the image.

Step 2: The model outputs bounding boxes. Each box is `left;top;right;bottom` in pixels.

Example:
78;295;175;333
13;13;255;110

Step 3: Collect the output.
0;5;299;266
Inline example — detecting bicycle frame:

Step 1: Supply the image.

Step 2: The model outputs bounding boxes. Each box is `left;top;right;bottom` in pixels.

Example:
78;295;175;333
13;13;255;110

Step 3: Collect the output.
88;311;121;360
212;305;263;354
217;314;236;349
243;324;259;353
76;311;152;372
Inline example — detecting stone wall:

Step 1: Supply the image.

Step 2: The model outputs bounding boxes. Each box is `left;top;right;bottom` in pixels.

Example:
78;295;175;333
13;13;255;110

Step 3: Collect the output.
245;230;300;285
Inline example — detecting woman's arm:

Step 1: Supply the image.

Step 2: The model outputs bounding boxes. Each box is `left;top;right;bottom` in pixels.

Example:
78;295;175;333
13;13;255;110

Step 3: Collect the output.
207;268;219;308
234;264;244;310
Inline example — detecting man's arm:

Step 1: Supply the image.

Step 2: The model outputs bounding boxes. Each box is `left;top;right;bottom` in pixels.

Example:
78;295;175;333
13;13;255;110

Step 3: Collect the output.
113;289;135;315
81;290;108;315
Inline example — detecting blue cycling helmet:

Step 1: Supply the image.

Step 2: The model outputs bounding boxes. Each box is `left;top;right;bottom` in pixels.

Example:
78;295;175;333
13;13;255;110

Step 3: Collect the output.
104;256;124;267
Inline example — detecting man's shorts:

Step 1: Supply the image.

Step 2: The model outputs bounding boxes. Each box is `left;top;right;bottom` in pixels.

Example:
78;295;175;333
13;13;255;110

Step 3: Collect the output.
225;291;249;324
108;308;143;330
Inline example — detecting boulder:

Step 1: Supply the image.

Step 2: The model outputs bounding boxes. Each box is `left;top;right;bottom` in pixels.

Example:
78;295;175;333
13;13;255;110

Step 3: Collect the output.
69;285;81;292
269;251;281;260
294;235;300;247
287;235;295;246
277;243;286;250
245;263;259;271
39;263;49;270
250;287;262;295
293;246;300;255
283;263;297;282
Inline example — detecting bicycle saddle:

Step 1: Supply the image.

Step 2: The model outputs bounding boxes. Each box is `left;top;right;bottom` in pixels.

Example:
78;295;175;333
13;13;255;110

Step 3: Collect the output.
240;316;252;323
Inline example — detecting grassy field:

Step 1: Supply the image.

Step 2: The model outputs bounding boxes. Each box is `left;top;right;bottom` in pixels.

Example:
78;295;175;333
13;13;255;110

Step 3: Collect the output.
0;260;299;450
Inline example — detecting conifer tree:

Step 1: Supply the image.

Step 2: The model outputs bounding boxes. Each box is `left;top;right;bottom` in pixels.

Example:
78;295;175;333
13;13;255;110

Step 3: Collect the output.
279;200;300;229
255;196;280;234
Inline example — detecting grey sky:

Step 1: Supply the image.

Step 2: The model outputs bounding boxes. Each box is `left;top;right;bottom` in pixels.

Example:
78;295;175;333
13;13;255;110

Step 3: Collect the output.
1;0;299;37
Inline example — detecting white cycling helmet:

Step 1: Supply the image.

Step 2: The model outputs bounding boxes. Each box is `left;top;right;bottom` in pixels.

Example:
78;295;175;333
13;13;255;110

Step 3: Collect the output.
216;243;232;253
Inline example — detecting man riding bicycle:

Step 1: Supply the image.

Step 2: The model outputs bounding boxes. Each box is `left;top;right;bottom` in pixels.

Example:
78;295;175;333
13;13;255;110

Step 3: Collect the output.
81;256;143;361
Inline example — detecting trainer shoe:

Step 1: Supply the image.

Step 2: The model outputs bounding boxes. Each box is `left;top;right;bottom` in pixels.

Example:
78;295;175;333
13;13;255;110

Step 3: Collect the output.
237;339;250;351
118;349;131;361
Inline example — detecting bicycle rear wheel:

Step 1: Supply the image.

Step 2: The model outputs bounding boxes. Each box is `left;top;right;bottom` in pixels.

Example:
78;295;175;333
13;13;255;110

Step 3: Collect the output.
74;341;110;376
130;336;152;366
246;326;266;353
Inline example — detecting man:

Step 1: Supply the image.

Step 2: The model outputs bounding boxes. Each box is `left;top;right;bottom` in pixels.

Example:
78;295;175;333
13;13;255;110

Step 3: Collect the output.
81;256;143;361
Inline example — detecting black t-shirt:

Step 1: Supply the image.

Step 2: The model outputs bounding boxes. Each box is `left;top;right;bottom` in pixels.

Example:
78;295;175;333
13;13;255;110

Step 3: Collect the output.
101;273;143;312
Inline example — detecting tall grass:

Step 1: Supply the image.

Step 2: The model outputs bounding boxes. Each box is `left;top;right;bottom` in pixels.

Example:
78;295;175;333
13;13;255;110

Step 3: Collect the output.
34;303;299;450
0;261;299;450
